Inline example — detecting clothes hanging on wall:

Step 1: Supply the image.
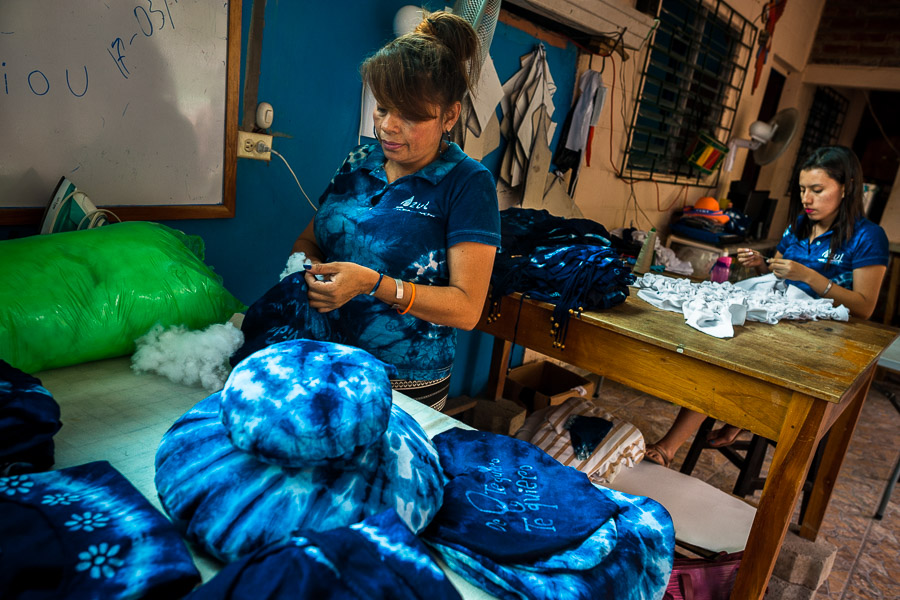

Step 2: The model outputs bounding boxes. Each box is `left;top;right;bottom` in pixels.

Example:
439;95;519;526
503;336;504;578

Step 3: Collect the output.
553;69;607;195
499;44;557;188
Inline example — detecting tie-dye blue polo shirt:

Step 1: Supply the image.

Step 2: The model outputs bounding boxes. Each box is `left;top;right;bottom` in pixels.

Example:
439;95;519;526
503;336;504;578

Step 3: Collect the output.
776;216;888;297
314;142;500;381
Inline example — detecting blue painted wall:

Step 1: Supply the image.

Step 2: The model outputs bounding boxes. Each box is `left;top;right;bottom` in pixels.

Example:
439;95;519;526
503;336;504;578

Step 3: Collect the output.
5;1;579;397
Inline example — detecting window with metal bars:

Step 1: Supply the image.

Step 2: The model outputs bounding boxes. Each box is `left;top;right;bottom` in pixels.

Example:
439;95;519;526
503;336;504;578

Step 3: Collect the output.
622;0;755;185
786;87;849;195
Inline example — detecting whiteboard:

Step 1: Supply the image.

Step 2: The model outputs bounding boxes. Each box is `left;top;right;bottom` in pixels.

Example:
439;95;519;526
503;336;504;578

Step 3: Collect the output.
0;0;240;224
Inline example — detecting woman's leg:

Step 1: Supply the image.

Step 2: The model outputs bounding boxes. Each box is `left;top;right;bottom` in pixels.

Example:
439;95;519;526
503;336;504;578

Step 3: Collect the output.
645;407;709;467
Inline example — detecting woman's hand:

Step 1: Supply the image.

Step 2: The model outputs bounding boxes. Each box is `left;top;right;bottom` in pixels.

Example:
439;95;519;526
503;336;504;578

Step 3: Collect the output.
305;262;376;312
766;257;811;281
736;247;766;269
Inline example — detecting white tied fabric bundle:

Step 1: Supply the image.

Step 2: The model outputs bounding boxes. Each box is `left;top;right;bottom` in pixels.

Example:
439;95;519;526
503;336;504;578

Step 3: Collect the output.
634;273;850;338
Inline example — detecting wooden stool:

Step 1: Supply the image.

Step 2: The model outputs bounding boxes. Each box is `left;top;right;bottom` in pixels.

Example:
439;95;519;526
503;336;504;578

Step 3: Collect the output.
679;417;826;523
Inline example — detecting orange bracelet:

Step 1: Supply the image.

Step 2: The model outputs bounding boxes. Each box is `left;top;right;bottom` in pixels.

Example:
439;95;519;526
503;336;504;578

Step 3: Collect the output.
397;282;416;315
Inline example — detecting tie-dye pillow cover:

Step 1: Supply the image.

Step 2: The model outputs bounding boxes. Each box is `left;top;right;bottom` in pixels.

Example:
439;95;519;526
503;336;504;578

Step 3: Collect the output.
185;509;461;600
155;340;445;563
424;428;675;600
0;461;200;599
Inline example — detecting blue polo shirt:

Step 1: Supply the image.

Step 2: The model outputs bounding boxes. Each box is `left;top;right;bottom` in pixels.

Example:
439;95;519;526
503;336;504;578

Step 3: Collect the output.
775;216;888;297
314;142;501;381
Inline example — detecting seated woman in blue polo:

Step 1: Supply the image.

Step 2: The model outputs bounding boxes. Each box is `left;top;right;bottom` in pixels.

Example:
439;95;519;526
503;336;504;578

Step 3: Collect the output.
645;145;889;466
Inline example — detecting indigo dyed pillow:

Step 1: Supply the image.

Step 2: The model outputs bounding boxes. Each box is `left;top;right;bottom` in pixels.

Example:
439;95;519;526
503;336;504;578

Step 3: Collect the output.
0;360;62;473
0;461;200;600
221;340;397;466
185;509;461;600
424;428;621;563
155;341;443;563
423;428;675;600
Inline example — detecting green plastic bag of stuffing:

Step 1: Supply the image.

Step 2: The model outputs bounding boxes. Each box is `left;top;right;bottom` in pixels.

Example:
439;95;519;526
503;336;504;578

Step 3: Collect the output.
0;221;246;374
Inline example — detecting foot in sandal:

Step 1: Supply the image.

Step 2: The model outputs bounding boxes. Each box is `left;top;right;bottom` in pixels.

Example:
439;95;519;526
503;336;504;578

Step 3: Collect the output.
707;424;742;448
644;443;673;468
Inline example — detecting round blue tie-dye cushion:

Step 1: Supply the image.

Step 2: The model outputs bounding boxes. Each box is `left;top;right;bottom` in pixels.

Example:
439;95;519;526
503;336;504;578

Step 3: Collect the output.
155;340;444;563
221;340;397;467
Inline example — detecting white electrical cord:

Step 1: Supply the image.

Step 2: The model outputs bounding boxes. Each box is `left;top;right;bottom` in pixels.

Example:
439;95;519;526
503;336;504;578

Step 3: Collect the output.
258;141;317;212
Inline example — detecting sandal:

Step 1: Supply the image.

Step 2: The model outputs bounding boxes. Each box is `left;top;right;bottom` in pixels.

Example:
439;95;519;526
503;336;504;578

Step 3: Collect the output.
644;443;672;468
707;425;743;448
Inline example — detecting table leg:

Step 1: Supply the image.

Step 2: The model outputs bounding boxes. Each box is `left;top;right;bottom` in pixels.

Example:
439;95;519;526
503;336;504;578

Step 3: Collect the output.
485;337;512;401
730;392;830;599
884;254;900;326
798;367;874;539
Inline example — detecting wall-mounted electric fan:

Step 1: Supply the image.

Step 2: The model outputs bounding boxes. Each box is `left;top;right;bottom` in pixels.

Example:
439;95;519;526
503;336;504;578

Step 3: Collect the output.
723;107;799;171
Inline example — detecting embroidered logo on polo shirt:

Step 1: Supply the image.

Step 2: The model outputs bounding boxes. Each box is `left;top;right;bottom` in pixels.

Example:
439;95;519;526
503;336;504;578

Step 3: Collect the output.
816;249;845;265
396;196;436;217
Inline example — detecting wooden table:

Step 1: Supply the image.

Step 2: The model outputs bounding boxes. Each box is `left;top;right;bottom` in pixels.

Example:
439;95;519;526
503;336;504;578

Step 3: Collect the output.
476;293;898;600
881;241;900;325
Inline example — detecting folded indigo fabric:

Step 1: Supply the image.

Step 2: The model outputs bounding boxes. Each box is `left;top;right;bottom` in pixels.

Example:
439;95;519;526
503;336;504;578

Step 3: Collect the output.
0;359;62;474
186;509;461;600
424;428;674;600
426;428;621;563
156;340;444;563
0;461;200;600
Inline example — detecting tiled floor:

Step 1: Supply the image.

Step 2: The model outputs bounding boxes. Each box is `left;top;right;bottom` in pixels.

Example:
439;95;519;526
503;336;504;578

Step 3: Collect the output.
589;372;900;599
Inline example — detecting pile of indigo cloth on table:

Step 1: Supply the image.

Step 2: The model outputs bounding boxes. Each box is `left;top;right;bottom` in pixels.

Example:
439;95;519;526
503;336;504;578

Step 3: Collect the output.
0;461;200;599
0;360;62;475
488;208;635;348
422;428;674;600
185;509;461;600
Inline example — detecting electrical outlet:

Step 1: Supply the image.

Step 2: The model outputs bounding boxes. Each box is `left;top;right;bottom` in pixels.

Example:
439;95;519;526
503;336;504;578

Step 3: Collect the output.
237;131;273;161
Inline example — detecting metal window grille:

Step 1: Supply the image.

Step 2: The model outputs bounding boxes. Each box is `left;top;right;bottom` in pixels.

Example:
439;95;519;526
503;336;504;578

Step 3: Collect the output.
787;87;848;195
622;0;755;185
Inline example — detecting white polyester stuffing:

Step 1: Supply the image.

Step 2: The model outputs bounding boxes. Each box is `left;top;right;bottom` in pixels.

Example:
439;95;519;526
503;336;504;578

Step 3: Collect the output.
131;322;244;391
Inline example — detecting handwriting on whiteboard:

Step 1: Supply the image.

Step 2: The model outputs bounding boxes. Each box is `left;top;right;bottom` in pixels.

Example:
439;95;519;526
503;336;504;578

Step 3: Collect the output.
1;0;178;97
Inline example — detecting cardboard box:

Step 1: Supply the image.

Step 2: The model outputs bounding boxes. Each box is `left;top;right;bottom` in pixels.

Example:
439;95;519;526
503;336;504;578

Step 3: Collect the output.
503;361;595;412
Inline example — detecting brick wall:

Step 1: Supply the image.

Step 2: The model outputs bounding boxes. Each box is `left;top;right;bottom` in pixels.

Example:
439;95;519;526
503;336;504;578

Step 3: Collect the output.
809;0;900;67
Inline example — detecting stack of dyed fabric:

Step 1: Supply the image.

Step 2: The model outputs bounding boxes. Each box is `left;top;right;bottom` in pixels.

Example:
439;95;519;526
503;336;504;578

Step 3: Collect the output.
487;208;635;348
423;428;675;600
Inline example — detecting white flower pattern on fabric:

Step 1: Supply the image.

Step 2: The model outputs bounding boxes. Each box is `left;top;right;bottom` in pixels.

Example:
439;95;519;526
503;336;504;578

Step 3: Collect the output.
75;542;125;579
0;475;34;496
42;492;82;506
65;511;110;532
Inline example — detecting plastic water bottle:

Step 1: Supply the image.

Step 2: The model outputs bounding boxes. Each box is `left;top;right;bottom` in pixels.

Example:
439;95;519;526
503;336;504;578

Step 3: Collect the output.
710;256;732;283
